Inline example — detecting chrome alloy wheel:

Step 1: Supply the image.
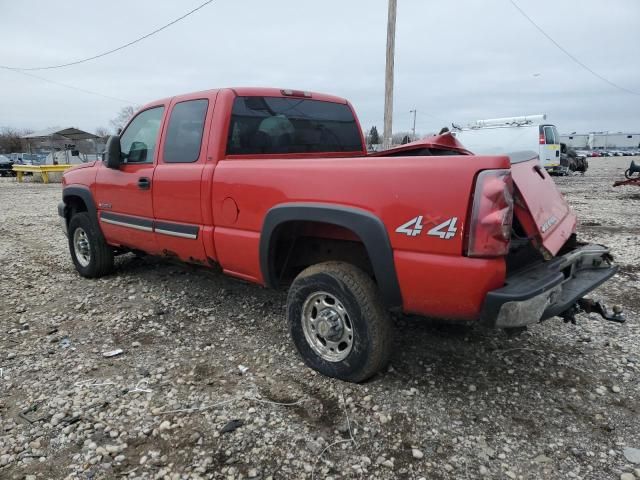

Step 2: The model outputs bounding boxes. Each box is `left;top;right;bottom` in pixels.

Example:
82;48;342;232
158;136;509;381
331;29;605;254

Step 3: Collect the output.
301;291;354;362
73;227;91;267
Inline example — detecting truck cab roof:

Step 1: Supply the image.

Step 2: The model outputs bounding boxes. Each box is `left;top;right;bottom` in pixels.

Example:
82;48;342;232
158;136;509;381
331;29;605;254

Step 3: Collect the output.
140;87;350;112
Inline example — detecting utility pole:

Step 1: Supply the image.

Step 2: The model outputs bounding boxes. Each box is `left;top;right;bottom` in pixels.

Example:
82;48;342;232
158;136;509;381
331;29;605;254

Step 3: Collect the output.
383;0;397;150
410;109;417;140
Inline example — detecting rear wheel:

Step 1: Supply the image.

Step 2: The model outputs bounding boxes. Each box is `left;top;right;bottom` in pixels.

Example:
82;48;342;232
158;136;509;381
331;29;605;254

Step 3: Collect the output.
287;262;392;383
68;212;114;278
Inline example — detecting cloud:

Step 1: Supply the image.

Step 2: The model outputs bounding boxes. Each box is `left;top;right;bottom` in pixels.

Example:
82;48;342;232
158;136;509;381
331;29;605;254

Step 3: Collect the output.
1;0;638;135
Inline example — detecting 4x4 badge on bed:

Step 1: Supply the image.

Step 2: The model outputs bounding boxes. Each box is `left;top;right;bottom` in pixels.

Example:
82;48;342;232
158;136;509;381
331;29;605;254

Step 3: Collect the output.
540;215;558;233
396;216;458;239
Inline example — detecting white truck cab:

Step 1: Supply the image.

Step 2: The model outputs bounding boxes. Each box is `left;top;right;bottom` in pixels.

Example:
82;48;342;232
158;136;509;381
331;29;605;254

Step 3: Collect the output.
452;114;565;174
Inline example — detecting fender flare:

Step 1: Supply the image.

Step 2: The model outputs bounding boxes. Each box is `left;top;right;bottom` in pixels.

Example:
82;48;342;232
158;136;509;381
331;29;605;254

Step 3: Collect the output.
260;202;403;310
62;185;98;227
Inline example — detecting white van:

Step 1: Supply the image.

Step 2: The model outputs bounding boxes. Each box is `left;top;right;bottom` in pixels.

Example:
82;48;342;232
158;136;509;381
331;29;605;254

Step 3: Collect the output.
452;114;565;174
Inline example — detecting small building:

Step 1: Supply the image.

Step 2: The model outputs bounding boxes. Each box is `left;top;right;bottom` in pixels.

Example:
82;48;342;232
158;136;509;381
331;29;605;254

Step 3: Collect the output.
560;132;640;150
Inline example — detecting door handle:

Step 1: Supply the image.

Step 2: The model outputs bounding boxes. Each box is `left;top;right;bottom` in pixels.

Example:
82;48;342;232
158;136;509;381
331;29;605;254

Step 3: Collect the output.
556;150;560;157
138;177;151;190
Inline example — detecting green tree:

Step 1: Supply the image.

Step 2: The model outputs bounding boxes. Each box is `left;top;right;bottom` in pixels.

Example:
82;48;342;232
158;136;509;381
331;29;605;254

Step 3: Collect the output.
369;126;380;146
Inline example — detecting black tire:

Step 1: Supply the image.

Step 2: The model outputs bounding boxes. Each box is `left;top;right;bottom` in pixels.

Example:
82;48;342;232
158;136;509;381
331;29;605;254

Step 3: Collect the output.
68;212;114;278
287;261;392;383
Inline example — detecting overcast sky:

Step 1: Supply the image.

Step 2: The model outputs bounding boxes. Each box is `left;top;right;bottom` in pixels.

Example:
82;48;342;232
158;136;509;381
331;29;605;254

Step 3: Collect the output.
1;0;639;135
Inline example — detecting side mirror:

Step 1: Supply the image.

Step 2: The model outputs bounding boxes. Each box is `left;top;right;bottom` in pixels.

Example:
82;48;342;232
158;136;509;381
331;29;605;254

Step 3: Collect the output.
105;135;121;169
127;141;148;163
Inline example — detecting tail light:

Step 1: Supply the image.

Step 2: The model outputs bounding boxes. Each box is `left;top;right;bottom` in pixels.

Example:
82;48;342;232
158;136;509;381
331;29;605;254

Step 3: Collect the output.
466;169;514;257
539;132;546;144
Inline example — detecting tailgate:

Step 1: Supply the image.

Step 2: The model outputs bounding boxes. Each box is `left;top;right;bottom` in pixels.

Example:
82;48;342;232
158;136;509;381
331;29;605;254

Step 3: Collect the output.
510;156;577;257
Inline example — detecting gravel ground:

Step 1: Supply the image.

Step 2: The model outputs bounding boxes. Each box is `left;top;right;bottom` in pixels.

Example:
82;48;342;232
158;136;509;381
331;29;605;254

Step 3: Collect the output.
1;157;639;480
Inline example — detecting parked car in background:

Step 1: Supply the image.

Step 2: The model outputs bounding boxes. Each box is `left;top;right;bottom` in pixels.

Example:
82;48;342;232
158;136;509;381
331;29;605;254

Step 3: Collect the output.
451;114;566;174
9;152;47;165
0;154;15;176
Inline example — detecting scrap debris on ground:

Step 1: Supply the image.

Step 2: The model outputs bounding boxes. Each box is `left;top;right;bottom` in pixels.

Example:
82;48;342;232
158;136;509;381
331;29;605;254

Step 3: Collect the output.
1;156;639;479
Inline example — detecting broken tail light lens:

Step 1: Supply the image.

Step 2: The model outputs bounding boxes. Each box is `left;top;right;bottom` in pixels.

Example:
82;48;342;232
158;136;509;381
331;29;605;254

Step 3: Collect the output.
466;169;514;257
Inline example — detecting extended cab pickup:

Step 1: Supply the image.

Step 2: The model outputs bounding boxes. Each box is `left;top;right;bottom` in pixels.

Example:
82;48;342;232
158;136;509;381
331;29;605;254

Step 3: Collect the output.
58;87;619;382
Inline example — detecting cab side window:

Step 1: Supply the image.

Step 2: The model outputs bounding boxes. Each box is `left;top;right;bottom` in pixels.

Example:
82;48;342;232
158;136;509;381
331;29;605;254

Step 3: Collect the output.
120;107;165;164
163;99;208;163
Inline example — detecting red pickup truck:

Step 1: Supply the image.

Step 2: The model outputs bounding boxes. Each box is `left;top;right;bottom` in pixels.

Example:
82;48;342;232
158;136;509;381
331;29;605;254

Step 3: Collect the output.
58;87;620;382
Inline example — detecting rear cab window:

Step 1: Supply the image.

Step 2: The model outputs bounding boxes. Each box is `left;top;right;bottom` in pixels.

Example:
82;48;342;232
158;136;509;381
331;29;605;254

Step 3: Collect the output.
226;96;363;155
162;99;209;163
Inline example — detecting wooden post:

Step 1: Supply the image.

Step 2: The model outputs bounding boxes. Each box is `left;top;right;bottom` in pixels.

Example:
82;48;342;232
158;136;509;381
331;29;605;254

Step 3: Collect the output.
383;0;397;150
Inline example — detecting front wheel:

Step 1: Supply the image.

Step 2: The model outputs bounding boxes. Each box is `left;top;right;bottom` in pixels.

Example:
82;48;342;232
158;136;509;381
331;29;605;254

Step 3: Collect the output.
287;262;393;383
68;212;114;278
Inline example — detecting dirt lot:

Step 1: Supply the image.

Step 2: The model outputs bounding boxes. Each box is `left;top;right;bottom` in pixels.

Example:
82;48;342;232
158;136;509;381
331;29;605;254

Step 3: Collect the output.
1;157;639;480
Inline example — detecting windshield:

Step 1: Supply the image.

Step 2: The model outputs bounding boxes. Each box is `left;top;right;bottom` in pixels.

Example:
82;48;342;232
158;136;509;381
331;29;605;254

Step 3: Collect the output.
226;96;363;155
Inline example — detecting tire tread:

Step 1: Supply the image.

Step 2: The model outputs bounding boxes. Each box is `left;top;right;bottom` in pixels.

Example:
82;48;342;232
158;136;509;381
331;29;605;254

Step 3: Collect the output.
68;212;114;278
288;261;392;382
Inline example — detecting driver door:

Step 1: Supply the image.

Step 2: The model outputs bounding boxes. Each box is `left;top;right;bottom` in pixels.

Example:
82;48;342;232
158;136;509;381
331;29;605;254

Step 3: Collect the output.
95;105;166;254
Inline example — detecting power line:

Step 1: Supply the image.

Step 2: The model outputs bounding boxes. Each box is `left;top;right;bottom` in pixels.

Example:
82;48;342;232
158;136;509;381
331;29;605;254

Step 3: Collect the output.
2;68;135;104
509;0;640;97
0;0;215;71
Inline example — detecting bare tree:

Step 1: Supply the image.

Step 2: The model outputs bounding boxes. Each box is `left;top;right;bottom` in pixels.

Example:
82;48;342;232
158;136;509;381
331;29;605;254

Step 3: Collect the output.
391;131;413;145
109;106;137;132
0;127;33;153
94;126;111;139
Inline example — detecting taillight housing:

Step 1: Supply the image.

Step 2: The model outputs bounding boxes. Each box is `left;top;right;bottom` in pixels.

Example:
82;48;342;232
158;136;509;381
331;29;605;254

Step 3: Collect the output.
466;169;514;257
539;132;545;144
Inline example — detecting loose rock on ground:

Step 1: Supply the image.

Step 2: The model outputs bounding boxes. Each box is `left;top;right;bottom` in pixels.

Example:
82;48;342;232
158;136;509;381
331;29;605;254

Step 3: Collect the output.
1;157;639;479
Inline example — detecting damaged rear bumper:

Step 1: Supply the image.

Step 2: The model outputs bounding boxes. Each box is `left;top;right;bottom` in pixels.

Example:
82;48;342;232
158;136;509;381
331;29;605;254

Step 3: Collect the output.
480;244;617;328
